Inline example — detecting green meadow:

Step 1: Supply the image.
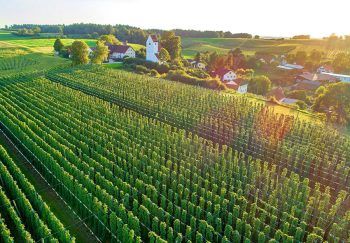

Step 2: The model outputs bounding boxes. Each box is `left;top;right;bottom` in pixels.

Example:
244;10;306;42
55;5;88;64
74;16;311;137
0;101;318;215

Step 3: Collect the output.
182;37;350;59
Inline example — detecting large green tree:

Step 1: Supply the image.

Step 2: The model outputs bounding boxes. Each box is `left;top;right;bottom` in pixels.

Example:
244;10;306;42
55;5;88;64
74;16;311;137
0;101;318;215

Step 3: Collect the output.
91;41;109;64
160;31;182;60
53;39;64;53
99;34;121;45
71;41;90;65
248;75;271;95
313;82;350;125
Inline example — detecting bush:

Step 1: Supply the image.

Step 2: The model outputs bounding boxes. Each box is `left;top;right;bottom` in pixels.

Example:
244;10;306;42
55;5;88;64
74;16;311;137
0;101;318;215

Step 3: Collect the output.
296;100;308;110
150;69;159;77
135;65;150;74
186;69;210;79
167;70;225;90
123;58;169;74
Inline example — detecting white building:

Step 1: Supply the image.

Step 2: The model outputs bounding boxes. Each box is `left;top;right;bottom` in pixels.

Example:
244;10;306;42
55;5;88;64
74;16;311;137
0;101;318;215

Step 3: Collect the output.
226;79;248;94
190;61;206;69
108;44;135;62
214;68;237;81
146;35;160;63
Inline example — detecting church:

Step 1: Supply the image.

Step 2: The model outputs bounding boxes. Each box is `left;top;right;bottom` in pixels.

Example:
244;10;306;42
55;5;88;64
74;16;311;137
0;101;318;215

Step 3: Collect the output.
146;35;160;63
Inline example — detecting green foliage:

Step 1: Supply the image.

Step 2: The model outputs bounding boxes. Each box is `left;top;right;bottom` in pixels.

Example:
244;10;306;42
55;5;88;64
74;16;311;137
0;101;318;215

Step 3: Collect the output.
313;82;350;124
166;69;226;90
99;34;121;45
248;75;272;95
91;41;109;64
161;31;182;60
159;48;171;62
71;40;90;65
53;38;64;52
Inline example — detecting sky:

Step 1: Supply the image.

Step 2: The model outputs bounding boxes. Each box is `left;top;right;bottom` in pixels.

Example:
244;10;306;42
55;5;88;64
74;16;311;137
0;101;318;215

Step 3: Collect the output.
0;0;349;38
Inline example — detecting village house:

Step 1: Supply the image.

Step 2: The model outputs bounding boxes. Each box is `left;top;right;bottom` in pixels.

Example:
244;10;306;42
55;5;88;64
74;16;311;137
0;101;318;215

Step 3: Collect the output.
146;35;160;63
213;68;237;81
317;65;334;74
107;42;135;62
225;78;248;94
296;72;337;83
212;68;248;94
188;60;206;69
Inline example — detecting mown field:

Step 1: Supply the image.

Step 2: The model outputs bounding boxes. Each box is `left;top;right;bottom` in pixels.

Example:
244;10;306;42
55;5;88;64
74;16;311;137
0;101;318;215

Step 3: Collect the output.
182;37;350;59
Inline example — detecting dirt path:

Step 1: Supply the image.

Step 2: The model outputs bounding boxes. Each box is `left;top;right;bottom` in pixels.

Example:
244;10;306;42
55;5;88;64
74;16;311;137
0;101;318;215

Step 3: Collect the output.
0;129;100;243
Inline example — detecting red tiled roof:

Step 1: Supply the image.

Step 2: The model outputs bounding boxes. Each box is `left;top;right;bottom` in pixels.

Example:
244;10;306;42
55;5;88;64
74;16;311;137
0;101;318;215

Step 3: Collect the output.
107;44;133;54
225;78;247;90
267;87;285;101
150;35;158;42
214;68;233;77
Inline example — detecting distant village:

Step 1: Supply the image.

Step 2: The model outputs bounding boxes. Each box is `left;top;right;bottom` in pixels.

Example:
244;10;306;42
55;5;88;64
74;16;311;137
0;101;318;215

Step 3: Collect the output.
65;33;350;109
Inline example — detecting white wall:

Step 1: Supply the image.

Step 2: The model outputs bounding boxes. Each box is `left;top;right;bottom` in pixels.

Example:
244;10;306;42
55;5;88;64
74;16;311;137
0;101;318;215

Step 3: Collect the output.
223;71;237;81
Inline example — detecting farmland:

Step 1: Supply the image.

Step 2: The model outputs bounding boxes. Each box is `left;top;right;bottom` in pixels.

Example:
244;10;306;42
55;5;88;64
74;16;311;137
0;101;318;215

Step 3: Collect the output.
0;31;349;242
182;37;350;59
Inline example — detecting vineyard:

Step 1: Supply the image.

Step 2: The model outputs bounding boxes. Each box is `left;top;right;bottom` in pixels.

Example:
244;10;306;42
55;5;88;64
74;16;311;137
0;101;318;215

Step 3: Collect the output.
47;66;350;194
0;144;74;242
0;70;349;242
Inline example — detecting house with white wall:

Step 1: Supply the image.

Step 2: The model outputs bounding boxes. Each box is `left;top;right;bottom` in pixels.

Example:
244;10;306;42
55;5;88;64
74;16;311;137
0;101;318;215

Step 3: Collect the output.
107;44;135;62
214;68;237;81
146;35;160;63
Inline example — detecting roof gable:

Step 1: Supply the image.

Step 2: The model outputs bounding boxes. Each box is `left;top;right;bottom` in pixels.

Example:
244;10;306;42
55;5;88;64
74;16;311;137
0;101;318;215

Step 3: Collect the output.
108;44;134;54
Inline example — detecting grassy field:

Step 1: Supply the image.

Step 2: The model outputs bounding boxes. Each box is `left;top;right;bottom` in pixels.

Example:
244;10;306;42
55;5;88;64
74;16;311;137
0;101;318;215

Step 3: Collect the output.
182;37;350;59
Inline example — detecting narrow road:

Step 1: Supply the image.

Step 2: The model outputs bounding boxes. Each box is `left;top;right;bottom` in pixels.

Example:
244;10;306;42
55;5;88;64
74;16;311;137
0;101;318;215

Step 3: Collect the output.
0;129;99;243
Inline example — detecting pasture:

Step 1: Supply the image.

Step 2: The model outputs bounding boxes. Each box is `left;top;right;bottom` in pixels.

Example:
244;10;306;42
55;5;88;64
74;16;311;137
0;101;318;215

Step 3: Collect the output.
182;37;350;59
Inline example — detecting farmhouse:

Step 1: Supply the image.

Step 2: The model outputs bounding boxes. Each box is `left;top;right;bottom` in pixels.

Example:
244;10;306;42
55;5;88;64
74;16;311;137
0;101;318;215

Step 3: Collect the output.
146;35;160;63
317;65;334;74
213;68;237;81
189;60;206;69
107;43;135;62
225;78;248;94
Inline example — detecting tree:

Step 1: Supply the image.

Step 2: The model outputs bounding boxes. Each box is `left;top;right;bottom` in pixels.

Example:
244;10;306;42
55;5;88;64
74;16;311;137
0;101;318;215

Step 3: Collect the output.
99;34;121;45
161;31;182;60
159;48;170;62
33;26;41;35
91;41;109;64
71;41;90;65
248;75;272;95
332;53;350;72
295;51;307;65
53;39;64;53
313;82;350;125
309;49;322;64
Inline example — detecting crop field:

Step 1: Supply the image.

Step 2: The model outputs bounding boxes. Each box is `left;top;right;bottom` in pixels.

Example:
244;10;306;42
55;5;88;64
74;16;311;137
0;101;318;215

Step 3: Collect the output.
0;53;69;77
0;67;348;242
0;32;349;242
182;37;350;59
0;144;74;242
